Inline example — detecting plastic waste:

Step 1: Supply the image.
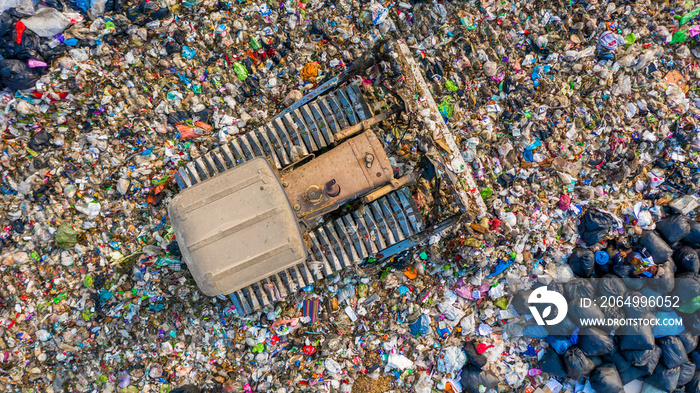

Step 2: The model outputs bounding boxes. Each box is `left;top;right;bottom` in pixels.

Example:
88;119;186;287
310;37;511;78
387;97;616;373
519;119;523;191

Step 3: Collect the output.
589;364;625;393
578;210;614;246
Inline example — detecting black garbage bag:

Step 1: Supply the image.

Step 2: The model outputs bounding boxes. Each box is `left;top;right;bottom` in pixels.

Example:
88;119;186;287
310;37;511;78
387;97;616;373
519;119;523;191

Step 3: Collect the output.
0;59;41;90
680;330;699;354
167;240;181;258
591;356;604;367
193;108;210;123
546;315;577;336
165;41;180;55
590;364;625;393
614;263;636;279
657;215;692;245
646;364;682;392
660;336;691;369
692;350;700;370
497;173;514;188
548;281;567;298
0;21;45;61
686;371;700;392
578;209;614;245
674;247;700;274
511;289;532;315
620;323;656;350
683;221;700;248
169;386;201;393
601;303;626;331
623;291;651;318
598;275;627;297
539;350;568;378
103;0;124;12
167;110;190;125
608;347;633;373
43;0;65;11
674;273;700;305
682;312;700;335
624;346;662;374
460;364;499;393
40;41;66;62
28;130;49;151
565;278;596;299
569;300;607;330
569;248;596;277
463;341;487;369
653;260;677;293
563;347;596;379
620;366;650;385
126;1;171;25
579;327;615;356
624;276;649;291
680;362;697;387
639;231;674;264
596;259;615;276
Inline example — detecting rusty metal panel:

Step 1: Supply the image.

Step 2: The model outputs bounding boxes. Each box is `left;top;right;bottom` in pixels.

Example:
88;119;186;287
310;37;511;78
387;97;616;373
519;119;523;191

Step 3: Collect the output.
280;131;393;222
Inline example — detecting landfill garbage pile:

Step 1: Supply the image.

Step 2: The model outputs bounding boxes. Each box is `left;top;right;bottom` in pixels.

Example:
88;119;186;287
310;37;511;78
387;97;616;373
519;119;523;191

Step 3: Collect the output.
518;212;700;393
1;0;700;392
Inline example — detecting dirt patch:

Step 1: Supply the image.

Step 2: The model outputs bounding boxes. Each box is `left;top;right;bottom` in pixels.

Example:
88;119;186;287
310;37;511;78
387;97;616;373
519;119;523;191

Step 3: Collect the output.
351;374;393;393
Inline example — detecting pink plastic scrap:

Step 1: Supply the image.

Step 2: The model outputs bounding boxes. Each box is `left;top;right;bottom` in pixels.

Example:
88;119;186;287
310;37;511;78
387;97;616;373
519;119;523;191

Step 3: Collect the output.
28;59;48;68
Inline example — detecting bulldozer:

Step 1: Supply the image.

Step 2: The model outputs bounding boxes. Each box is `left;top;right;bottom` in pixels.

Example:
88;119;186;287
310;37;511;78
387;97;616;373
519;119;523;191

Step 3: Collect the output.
167;41;485;315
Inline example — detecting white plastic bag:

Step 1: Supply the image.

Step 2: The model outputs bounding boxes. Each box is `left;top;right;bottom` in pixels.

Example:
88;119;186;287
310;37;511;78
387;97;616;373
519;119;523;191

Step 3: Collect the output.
20;8;71;37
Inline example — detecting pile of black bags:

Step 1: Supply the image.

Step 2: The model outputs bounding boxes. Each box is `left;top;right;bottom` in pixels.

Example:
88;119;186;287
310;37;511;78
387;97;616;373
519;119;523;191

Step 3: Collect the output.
531;213;700;392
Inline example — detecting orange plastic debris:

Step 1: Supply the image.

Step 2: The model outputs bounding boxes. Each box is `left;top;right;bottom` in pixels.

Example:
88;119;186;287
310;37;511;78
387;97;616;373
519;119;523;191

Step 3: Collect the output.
301;62;319;82
404;266;418;279
177;124;198;140
194;121;212;131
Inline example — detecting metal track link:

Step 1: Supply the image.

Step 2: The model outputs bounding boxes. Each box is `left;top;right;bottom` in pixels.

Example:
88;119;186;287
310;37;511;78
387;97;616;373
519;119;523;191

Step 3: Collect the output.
175;85;373;189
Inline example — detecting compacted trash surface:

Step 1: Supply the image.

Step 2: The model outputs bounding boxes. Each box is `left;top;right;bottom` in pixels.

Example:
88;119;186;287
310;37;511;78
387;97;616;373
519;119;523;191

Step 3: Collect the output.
1;0;700;392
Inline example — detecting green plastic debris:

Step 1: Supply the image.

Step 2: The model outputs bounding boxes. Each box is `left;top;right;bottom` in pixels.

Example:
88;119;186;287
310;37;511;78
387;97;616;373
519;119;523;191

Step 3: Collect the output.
53;293;68;304
250;36;261;50
380;267;391;280
670;29;688;44
437;99;454;119
82;308;93;320
678;295;700;314
494;297;508;310
252;342;265;353
55;222;79;249
419;252;428;260
357;282;368;297
681;8;700;25
84;274;93;288
233;62;248;80
480;187;493;199
445;80;459;91
624;33;635;46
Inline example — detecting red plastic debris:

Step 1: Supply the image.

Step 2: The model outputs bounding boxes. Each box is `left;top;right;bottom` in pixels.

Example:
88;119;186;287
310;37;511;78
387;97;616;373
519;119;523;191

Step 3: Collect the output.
15;21;25;45
476;343;494;354
302;345;316;355
558;194;571;210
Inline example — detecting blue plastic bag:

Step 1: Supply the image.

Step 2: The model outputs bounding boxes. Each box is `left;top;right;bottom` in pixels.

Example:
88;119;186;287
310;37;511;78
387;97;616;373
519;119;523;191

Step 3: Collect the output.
546;335;573;354
409;314;431;336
